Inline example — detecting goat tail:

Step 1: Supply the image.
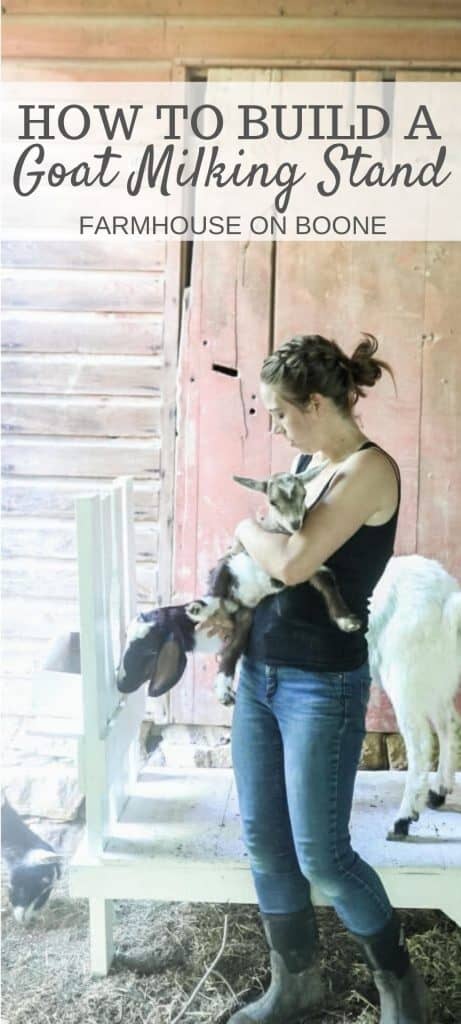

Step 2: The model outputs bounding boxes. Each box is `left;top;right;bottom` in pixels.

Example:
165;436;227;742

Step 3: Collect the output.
443;590;461;639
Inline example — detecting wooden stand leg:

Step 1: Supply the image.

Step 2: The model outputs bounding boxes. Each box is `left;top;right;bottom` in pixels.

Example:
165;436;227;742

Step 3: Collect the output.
442;896;461;928
89;897;114;976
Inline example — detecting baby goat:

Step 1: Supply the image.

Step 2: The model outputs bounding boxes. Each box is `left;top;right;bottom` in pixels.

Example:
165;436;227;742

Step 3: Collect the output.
119;461;360;706
188;463;361;703
1;795;61;923
367;554;461;839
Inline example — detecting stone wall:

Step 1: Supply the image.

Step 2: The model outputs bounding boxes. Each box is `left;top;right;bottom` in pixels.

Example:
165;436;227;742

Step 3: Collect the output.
142;723;445;773
1;714;454;821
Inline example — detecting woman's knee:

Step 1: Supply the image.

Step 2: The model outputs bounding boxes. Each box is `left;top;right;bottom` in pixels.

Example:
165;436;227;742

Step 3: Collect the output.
298;848;356;899
241;817;299;875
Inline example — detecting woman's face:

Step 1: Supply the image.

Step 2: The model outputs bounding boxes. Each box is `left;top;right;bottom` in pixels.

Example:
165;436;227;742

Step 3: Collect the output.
260;381;320;452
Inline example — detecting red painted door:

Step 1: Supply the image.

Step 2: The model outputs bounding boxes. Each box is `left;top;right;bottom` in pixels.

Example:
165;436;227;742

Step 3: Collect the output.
173;238;460;728
172;240;273;725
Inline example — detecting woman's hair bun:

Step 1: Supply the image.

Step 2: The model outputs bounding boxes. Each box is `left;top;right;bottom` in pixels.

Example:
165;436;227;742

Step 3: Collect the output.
349;334;384;390
261;331;395;410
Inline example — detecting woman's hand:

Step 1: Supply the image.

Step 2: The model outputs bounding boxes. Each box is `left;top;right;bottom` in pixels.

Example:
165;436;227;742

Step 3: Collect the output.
195;606;235;642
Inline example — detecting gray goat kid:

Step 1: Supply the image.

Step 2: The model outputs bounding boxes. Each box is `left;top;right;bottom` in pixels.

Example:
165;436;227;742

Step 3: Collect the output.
187;461;361;705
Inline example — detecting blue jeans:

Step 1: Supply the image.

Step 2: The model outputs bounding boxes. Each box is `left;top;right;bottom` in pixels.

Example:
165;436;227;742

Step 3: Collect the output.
231;657;393;937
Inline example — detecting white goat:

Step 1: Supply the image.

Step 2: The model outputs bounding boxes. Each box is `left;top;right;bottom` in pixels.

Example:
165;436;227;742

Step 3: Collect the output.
367;554;461;839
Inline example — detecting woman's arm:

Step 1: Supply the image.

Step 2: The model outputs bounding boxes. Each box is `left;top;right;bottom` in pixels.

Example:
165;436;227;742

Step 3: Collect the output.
235;448;398;587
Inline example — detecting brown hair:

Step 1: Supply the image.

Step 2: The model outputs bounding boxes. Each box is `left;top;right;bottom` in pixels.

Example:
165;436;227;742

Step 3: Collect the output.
260;333;394;412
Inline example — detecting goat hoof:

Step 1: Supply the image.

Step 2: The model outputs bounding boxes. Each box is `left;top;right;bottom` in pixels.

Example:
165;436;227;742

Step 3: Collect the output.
427;789;446;809
387;817;412;840
215;673;235;706
336;615;362;633
220;693;235;707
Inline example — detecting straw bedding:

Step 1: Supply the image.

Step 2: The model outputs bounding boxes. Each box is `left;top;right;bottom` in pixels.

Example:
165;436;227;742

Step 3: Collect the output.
2;878;460;1023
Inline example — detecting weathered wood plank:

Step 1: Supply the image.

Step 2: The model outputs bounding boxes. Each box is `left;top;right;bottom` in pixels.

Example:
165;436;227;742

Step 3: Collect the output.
2;311;163;355
2;395;161;437
2;354;162;395
2;270;165;313
172;237;273;724
2;596;81;639
273;242;425;557
2;58;172;80
156;236;182;606
2;557;156;601
2;437;160;477
2;477;159;518
417;244;461;580
1;595;153;640
5;2;461;19
2;518;159;561
2;241;166;271
3;17;461;63
1;637;49;678
397;69;461;80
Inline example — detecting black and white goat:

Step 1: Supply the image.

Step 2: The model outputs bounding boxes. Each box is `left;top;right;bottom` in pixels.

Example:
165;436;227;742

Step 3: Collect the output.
1;795;61;922
118;461;360;706
367;555;461;839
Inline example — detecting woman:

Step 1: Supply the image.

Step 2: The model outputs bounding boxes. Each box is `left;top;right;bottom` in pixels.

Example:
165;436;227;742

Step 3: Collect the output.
209;334;431;1023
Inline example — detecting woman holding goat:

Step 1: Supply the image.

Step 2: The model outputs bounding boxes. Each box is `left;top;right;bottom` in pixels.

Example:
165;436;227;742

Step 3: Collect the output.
202;333;431;1024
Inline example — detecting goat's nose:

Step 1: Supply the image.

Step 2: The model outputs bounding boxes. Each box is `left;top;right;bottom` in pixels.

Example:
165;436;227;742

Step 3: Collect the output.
292;519;302;531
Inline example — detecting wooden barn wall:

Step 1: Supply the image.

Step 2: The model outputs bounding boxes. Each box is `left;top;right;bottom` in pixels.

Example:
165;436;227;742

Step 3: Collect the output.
2;4;460;724
1;56;183;695
174;237;461;730
173;68;461;729
1;233;182;686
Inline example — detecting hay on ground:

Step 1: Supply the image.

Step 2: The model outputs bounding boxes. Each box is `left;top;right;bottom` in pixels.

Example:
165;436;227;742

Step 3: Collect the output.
2;895;460;1024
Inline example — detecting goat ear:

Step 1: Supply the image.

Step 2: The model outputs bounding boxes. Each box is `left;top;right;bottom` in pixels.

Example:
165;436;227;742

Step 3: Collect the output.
233;475;268;494
148;635;187;697
296;459;329;483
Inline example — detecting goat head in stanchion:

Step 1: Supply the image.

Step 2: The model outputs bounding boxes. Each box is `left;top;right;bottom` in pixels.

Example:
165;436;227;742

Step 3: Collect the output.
116;598;242;705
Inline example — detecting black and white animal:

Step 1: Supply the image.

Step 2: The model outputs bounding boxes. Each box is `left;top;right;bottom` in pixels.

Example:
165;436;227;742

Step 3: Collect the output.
117;598;238;699
118;461;360;706
367;555;461;840
1;795;61;923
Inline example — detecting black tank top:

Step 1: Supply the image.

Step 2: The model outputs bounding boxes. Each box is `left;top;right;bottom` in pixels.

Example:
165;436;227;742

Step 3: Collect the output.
245;441;401;672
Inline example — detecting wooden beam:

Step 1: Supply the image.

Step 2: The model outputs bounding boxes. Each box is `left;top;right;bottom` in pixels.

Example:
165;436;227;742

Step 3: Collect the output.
4;2;461;19
2;59;173;80
156;240;182;606
3;17;461;63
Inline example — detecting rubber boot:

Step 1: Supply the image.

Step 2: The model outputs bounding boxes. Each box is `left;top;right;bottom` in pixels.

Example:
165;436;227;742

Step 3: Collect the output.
228;908;326;1023
353;910;432;1023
